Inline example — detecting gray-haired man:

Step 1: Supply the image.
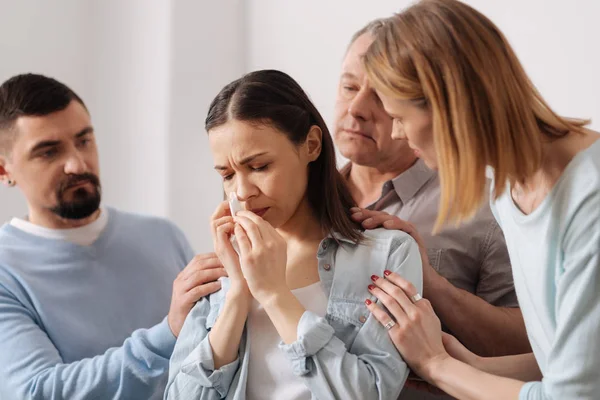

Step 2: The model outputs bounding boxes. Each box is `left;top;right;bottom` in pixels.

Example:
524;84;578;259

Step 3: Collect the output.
334;20;531;399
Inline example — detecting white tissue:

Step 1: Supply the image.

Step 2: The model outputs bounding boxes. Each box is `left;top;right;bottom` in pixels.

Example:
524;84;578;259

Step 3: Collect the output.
228;192;241;254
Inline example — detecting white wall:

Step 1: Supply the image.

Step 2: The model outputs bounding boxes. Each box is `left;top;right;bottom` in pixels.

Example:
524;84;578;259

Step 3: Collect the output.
0;0;92;225
0;0;243;251
2;0;599;252
167;0;246;251
247;0;600;152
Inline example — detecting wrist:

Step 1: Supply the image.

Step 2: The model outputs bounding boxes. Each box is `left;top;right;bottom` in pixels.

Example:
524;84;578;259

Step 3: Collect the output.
259;287;294;310
226;285;252;306
471;354;487;371
423;353;453;384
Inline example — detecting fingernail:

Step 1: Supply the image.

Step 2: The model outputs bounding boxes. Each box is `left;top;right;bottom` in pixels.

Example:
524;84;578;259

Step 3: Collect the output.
365;299;372;305
368;284;376;290
370;275;379;282
351;207;361;212
383;220;393;228
353;212;363;218
384;270;391;277
364;218;373;224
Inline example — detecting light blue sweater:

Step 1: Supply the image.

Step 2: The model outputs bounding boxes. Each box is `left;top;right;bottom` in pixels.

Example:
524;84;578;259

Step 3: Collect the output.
0;208;194;399
491;139;600;399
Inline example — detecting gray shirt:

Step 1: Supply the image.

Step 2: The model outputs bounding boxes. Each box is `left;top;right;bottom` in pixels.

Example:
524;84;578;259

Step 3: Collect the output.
345;160;517;400
346;159;517;308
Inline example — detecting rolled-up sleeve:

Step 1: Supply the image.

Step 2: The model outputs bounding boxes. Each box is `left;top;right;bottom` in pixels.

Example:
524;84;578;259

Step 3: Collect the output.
279;235;423;400
279;311;335;375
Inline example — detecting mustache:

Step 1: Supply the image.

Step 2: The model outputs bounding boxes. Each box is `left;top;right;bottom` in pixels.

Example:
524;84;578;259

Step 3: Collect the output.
59;173;100;192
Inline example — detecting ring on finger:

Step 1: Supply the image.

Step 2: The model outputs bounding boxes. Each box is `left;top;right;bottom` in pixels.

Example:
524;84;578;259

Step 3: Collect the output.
410;293;423;304
384;320;396;330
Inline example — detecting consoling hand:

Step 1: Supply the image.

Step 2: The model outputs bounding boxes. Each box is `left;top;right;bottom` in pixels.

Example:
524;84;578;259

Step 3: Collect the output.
365;270;449;381
233;210;289;304
167;253;227;337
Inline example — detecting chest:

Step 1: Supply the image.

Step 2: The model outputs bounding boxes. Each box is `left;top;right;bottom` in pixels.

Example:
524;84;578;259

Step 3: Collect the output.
16;248;182;362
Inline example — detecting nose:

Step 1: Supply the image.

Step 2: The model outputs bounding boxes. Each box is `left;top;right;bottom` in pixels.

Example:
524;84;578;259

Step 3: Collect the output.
235;174;259;202
348;88;373;121
63;150;88;175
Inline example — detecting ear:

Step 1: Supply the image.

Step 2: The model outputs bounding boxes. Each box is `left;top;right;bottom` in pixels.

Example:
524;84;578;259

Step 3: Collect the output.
0;156;13;187
305;125;322;162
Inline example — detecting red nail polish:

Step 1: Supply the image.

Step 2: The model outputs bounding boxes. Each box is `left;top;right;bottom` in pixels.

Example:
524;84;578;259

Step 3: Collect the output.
368;284;376;290
384;270;391;277
365;299;372;305
370;275;379;282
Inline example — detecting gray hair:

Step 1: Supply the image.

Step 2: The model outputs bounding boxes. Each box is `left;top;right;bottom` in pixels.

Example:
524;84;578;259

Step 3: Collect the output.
347;18;388;51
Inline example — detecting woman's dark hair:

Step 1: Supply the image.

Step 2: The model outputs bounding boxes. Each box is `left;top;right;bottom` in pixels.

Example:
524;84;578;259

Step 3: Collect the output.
206;69;362;243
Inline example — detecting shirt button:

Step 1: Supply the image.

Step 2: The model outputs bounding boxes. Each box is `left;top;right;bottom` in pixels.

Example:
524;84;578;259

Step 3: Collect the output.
323;264;331;271
359;315;367;323
322;242;329;251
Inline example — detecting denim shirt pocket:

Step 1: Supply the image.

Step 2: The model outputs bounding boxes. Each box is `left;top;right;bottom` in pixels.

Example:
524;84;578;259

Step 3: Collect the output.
326;298;368;343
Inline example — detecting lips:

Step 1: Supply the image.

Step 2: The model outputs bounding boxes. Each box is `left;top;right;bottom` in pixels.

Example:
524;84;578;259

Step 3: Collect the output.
67;180;93;190
343;129;374;141
250;208;270;217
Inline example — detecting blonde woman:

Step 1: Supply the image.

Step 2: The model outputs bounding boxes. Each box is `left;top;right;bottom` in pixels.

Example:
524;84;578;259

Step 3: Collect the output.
351;0;600;399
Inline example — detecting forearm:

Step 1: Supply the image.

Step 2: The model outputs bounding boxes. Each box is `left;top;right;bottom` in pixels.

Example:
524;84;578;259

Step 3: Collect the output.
427;273;530;356
2;319;175;400
277;312;408;399
261;290;305;344
428;356;525;400
208;290;250;369
475;352;542;381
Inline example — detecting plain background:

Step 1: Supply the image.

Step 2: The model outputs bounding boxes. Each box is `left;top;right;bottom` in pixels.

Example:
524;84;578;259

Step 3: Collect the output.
1;0;598;251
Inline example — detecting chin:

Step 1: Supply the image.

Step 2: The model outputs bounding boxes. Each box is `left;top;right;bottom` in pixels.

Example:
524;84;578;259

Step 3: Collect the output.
340;149;377;167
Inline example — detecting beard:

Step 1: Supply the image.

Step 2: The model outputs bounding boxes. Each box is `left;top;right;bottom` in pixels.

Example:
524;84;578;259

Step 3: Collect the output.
50;173;102;220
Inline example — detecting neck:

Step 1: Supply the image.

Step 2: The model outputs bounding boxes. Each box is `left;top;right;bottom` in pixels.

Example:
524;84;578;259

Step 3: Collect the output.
26;206;101;229
277;197;325;249
347;156;417;208
520;131;596;192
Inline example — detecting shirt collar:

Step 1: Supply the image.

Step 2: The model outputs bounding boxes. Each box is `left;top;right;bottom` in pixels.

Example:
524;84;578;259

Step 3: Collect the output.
342;159;436;205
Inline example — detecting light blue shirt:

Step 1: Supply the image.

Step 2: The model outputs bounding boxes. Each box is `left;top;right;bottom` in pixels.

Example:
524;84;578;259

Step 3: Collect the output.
0;208;195;399
165;228;423;400
491;140;600;399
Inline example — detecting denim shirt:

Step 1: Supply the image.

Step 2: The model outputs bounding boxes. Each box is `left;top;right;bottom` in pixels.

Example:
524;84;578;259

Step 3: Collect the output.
165;228;423;400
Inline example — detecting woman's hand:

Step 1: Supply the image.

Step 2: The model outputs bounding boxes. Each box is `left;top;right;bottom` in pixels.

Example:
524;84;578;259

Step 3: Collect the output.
442;332;481;367
233;210;289;304
365;270;450;380
211;201;249;296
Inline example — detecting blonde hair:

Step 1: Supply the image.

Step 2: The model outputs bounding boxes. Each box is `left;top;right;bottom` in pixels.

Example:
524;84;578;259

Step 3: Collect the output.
363;0;590;231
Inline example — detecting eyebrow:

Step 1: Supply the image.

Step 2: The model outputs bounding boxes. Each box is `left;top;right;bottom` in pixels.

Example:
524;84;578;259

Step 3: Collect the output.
29;126;94;155
214;152;268;171
340;72;358;80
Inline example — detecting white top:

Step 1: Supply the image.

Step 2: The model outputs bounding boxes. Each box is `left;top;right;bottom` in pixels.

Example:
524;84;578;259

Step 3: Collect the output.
10;208;108;246
491;139;600;399
246;282;328;400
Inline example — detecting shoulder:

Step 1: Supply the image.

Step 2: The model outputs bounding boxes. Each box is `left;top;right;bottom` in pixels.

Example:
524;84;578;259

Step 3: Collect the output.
108;207;177;231
108;207;189;242
359;227;416;248
351;228;421;270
